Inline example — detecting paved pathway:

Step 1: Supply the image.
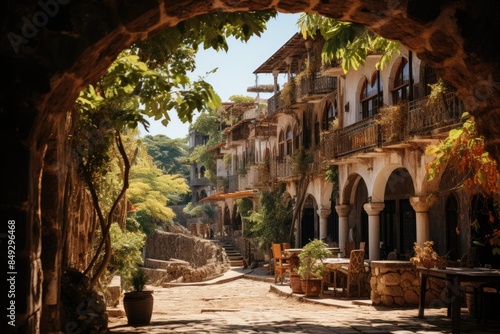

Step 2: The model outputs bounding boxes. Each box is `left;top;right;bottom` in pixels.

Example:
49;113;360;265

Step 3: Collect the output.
108;268;500;333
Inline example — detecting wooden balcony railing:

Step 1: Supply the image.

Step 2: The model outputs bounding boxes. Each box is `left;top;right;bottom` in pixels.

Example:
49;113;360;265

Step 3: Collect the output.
407;92;463;135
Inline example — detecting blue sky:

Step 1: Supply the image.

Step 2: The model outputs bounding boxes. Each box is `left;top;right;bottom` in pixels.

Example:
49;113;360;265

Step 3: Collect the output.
140;13;301;139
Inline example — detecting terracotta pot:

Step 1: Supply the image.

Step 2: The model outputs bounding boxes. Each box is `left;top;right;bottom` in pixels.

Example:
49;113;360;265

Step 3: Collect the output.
123;291;154;325
300;278;322;297
290;273;303;294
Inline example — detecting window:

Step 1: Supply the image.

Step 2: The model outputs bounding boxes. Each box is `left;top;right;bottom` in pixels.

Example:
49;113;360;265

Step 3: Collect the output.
361;72;383;118
200;166;206;178
391;58;410;104
323;99;337;131
286;125;293;156
278;130;285;157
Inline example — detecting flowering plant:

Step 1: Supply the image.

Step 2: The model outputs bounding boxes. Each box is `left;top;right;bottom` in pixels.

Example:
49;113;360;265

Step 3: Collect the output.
410;241;446;269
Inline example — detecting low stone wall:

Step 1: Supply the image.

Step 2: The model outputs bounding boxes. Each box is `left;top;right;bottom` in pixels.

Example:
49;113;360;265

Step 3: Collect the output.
370;261;446;307
143;231;231;284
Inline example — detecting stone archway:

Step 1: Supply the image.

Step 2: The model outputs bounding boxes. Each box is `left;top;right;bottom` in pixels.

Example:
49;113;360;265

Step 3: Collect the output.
2;1;500;332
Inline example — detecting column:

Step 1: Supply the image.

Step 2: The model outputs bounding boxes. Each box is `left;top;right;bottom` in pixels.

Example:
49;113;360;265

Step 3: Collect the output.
410;196;431;246
317;208;331;241
335;204;352;257
363;202;385;260
272;69;279;95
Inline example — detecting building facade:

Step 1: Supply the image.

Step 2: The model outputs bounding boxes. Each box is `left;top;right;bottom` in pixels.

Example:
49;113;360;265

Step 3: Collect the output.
199;33;495;266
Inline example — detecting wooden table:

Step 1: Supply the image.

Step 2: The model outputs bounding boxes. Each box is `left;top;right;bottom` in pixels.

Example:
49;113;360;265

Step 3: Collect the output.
417;267;500;334
323;258;370;296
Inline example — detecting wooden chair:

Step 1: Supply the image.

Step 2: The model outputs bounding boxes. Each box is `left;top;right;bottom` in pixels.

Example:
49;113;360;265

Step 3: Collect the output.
334;249;365;297
344;241;355;258
272;243;291;284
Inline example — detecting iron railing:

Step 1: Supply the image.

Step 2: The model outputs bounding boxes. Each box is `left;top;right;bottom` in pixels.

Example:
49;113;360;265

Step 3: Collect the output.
407;92;463;135
297;76;337;100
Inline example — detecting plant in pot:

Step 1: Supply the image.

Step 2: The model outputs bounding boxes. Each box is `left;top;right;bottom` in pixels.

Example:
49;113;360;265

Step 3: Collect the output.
297;239;333;297
123;268;154;325
289;268;303;294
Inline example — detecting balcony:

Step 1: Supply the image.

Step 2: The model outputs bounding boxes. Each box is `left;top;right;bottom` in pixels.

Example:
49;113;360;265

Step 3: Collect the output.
190;177;210;187
275;156;294;180
407;92;463;136
334;116;379;158
267;92;283;118
247;162;273;188
297;76;337;102
321;93;464;159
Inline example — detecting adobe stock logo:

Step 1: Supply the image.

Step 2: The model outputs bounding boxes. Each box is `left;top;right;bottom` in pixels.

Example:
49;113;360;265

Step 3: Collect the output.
7;0;71;54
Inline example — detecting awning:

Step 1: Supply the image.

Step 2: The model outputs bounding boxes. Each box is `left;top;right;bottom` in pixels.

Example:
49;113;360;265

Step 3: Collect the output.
199;189;259;203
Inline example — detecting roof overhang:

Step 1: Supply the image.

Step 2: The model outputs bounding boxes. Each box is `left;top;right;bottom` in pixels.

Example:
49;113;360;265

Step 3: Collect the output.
199;189;259;203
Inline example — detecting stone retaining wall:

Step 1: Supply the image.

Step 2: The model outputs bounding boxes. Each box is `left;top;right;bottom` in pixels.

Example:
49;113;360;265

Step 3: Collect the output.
143;231;231;284
370;261;446;307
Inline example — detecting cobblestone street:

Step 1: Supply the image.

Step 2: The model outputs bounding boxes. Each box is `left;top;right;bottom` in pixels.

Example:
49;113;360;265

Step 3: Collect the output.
107;269;500;334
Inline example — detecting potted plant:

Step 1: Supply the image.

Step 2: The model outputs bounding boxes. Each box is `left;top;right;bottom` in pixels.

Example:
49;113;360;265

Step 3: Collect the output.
409;241;446;269
123;268;154;325
289;268;303;294
297;239;333;297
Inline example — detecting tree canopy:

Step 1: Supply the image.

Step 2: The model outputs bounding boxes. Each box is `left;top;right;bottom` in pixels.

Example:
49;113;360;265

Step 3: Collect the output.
128;147;190;234
297;13;401;72
142;134;190;179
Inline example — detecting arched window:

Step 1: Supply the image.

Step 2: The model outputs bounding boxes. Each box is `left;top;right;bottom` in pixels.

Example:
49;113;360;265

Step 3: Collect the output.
391;58;410;104
360;72;383;118
278;130;285;157
195;167;199;179
323;99;337;131
200;166;206;178
286;125;293;156
200;189;207;200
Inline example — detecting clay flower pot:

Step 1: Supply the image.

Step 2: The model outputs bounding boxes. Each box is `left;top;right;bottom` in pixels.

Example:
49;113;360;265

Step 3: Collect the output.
123;290;154;325
290;272;303;294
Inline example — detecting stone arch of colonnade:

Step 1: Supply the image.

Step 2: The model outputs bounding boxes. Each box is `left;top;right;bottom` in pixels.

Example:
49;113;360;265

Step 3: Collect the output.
3;1;500;333
338;165;423;260
299;193;319;246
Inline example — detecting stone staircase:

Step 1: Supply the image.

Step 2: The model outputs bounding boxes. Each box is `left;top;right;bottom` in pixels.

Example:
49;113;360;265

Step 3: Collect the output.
213;239;246;267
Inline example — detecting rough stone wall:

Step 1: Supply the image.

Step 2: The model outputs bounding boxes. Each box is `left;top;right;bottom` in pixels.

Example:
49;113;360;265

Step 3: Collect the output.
40;111;103;332
143;231;230;283
370;261;446;307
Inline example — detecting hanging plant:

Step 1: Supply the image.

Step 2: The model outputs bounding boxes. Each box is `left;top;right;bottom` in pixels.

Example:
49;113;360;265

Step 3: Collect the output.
292;148;310;175
376;103;407;142
280;81;296;107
